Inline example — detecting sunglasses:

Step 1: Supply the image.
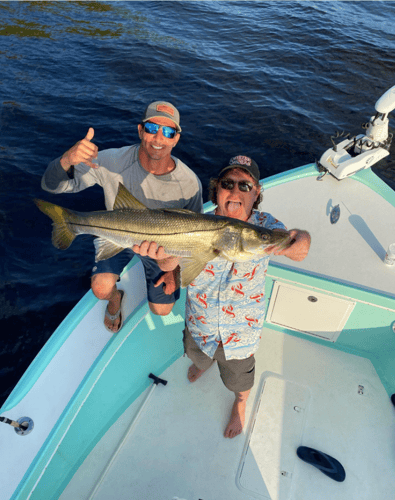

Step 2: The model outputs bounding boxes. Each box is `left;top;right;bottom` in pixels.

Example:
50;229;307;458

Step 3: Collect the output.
143;121;177;139
220;179;255;192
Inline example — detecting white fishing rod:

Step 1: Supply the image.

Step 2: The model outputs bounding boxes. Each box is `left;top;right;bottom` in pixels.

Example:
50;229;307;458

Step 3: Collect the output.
87;372;168;500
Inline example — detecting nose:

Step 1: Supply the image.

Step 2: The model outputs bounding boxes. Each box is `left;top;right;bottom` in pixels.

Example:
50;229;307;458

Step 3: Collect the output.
229;182;240;193
153;127;167;141
150;129;163;143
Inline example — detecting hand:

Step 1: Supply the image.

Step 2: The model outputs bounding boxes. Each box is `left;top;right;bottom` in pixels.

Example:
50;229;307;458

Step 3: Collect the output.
132;241;171;260
154;267;180;295
132;241;180;271
272;229;311;261
60;127;99;170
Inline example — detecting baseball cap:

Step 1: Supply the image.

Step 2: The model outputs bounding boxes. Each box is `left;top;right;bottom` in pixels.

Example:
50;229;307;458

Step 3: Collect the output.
142;101;182;133
218;155;260;182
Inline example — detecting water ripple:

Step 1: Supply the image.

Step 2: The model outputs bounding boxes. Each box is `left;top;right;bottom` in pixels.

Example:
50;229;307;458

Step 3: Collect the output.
1;0;394;406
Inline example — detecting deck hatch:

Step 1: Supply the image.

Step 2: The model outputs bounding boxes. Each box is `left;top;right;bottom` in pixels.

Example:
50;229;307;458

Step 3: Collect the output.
266;282;355;341
237;373;310;499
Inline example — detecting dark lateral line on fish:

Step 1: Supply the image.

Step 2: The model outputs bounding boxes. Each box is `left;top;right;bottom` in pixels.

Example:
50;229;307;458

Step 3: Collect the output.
70;222;224;236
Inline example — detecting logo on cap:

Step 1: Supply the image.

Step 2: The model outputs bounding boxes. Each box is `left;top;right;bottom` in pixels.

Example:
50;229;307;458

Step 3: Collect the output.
229;155;252;167
156;104;174;117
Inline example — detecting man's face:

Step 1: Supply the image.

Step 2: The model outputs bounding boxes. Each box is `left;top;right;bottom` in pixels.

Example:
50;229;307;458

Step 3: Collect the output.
138;116;180;161
215;168;260;221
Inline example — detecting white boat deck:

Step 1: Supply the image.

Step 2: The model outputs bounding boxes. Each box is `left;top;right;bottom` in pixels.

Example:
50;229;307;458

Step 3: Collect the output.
60;325;395;500
7;168;395;500
263;172;395;298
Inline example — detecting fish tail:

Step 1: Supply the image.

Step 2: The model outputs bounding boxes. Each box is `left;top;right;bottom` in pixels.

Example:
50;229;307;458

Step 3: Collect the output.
33;199;76;250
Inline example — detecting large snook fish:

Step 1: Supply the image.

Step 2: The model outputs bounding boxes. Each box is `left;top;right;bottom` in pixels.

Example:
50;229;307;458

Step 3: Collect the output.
34;184;291;287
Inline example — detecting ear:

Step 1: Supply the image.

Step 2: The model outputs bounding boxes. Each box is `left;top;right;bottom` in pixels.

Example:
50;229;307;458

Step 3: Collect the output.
170;131;181;147
138;123;144;140
254;184;261;200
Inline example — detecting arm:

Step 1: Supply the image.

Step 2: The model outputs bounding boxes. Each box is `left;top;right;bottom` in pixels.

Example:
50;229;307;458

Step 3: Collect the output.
41;128;100;193
182;174;204;213
273;229;311;262
186;181;204;213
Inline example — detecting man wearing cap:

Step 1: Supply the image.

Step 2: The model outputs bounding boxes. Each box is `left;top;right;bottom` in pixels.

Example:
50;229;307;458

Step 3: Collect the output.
41;101;203;333
157;155;310;438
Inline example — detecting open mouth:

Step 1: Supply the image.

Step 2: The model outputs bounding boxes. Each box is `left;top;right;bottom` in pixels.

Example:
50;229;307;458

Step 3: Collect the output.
227;201;242;213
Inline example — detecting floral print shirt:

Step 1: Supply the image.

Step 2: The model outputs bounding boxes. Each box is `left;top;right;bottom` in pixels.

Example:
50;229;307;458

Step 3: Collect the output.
185;210;286;360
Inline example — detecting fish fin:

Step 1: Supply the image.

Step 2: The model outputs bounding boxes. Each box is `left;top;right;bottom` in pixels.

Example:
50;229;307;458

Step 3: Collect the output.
179;251;219;287
161;208;196;215
113;183;148;210
94;238;125;262
33;199;76;250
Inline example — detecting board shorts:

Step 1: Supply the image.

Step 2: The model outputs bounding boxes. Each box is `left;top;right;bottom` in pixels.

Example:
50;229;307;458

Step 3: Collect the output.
183;326;255;393
91;248;180;305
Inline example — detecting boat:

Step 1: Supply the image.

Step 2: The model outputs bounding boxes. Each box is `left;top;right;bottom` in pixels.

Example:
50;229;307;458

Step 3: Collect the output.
2;85;395;500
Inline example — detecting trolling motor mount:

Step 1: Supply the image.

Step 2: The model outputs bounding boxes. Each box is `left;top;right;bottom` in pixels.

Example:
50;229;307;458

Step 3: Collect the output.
317;85;395;180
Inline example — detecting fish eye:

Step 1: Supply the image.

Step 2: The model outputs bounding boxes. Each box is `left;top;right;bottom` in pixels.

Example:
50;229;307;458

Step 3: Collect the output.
261;234;269;241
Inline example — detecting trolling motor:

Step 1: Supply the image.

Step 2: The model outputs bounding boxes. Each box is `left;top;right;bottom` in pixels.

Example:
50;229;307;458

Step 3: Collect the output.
317;84;395;180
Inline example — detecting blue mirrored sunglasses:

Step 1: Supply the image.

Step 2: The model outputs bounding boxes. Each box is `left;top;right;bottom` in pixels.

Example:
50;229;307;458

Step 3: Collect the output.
143;121;177;139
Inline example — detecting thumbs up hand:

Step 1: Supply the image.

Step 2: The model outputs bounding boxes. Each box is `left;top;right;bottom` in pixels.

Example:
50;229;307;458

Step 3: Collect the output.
60;127;100;170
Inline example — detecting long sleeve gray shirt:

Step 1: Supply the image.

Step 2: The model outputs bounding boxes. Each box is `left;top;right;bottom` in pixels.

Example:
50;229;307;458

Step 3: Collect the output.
42;144;203;213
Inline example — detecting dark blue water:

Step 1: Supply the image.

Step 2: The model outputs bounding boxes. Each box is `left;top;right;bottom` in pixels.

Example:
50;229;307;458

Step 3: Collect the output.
1;0;394;406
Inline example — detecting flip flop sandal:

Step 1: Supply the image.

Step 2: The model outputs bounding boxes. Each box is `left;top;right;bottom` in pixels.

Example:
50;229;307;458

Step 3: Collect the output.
296;446;346;482
104;290;125;334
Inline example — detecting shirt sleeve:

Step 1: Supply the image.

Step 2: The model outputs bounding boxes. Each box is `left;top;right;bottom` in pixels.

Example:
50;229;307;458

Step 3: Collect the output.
41;155;103;194
183;176;204;213
257;211;287;231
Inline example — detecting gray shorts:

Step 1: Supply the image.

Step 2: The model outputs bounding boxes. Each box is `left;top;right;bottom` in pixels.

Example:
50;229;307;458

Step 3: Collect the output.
183;326;255;394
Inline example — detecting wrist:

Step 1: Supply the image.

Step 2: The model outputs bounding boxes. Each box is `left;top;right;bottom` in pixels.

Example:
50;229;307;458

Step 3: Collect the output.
158;259;179;272
60;154;73;171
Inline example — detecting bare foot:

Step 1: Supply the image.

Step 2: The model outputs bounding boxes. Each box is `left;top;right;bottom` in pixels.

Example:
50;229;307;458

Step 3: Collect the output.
104;290;122;332
224;390;251;438
187;364;206;383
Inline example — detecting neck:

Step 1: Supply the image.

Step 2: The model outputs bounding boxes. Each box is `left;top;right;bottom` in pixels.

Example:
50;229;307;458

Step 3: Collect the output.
138;147;175;175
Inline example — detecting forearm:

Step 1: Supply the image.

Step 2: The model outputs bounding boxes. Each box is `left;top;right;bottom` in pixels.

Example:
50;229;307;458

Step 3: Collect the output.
60;154;74;171
41;157;74;193
41;156;98;195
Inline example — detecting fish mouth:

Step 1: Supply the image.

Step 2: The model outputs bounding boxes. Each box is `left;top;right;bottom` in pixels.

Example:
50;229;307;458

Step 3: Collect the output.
265;232;293;252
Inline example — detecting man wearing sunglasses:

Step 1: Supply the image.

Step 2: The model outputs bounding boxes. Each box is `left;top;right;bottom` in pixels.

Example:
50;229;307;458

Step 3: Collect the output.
41;101;203;333
177;155;309;438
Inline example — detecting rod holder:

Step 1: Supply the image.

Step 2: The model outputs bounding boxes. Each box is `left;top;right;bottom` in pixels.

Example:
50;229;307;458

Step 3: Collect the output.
14;417;34;436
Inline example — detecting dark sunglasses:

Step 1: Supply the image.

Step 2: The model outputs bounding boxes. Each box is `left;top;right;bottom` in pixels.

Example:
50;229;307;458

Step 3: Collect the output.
142;121;177;139
219;179;255;192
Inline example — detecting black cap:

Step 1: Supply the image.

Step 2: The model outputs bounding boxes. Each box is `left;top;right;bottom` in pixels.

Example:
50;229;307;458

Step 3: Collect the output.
218;155;260;182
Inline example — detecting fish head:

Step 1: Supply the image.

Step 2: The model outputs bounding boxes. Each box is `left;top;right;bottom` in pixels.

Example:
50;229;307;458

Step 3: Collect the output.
241;226;291;255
